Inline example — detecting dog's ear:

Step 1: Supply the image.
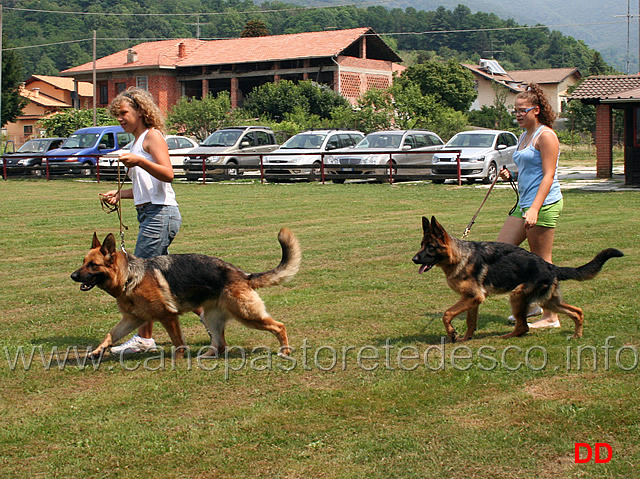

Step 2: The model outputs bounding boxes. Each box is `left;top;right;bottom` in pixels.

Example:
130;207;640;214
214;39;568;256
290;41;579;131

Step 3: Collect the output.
430;216;447;241
101;233;117;257
92;232;101;249
422;216;431;233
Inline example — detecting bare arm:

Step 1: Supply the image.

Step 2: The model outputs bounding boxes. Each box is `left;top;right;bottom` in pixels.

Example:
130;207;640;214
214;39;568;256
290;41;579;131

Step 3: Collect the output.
118;129;174;183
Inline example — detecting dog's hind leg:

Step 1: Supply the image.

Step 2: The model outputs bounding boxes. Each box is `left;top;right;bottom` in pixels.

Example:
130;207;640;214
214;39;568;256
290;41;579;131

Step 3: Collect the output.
222;288;290;355
542;295;584;338
198;308;230;358
443;296;482;342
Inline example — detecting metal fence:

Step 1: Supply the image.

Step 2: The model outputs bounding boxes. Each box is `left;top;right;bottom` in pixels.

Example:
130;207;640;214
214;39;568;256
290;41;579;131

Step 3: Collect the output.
2;150;466;185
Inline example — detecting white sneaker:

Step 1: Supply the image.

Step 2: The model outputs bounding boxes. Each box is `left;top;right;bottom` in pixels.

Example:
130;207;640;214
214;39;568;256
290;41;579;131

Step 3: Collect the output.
111;335;158;355
508;305;543;324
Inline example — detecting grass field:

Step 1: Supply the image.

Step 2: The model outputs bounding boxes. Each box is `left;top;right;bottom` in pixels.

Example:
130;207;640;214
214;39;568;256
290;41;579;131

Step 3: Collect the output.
0;175;638;478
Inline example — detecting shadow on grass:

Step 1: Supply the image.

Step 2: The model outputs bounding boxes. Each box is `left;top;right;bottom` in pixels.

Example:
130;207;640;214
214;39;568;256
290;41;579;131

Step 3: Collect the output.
374;312;514;346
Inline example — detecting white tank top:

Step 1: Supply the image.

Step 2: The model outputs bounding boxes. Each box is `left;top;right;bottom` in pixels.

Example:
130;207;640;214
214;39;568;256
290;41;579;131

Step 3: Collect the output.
127;129;178;207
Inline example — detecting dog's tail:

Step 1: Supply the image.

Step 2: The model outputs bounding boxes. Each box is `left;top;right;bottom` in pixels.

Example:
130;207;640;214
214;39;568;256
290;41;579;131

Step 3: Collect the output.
555;248;624;281
249;228;301;289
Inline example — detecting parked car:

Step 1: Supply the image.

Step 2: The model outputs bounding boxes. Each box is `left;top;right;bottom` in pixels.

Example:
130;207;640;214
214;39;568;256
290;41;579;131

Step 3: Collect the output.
45;125;134;175
184;126;279;180
98;135;198;169
325;129;445;183
2;137;65;175
431;130;518;184
263;130;364;178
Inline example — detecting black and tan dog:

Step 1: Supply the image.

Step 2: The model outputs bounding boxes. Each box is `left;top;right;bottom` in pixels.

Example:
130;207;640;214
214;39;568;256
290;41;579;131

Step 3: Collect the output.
412;216;623;342
71;228;301;358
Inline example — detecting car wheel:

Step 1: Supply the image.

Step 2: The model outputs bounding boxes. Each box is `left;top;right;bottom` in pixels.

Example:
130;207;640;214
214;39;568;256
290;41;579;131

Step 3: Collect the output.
31;161;43;176
384;160;397;183
483;162;498;184
225;161;238;179
310;161;322;180
80;162;94;176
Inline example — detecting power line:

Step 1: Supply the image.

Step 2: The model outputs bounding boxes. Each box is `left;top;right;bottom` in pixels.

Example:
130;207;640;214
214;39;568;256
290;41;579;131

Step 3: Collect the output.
2;19;628;52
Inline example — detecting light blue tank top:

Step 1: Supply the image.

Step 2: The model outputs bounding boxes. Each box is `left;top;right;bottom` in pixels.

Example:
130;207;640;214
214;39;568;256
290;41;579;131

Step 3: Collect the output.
513;125;562;211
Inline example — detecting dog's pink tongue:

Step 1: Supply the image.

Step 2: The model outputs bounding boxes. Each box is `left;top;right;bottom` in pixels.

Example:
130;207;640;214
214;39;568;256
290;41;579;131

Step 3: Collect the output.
418;264;430;274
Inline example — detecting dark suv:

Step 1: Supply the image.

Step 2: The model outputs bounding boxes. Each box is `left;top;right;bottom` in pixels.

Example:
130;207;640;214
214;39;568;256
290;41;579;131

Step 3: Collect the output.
184;126;279;180
2;137;66;175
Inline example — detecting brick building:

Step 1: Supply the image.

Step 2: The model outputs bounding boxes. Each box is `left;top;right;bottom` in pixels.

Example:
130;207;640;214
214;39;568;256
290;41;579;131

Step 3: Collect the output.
60;28;404;114
569;75;640;186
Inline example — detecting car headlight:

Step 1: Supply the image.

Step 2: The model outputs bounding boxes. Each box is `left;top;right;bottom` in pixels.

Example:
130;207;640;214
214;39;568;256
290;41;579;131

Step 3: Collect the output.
469;156;485;162
325;156;337;164
206;156;221;164
17;159;28;166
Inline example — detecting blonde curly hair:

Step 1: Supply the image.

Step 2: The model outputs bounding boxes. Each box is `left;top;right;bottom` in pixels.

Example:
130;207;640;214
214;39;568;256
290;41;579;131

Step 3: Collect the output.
516;83;556;128
108;87;165;133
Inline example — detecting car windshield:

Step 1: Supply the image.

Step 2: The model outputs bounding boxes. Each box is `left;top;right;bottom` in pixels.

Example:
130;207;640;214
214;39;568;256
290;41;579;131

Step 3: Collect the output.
281;134;327;150
201;130;242;147
17;140;51;153
447;134;495;148
356;133;402;149
61;133;100;149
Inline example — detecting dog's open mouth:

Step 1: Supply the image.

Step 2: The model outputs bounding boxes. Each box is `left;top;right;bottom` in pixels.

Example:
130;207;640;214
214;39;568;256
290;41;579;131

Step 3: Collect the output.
418;263;435;274
80;281;97;291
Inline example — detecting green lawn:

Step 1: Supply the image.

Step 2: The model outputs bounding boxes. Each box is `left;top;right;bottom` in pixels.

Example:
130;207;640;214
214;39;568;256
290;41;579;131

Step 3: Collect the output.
0;177;638;478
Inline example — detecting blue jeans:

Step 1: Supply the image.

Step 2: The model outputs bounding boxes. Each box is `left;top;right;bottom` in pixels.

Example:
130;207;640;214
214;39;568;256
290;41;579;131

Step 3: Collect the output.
134;204;182;259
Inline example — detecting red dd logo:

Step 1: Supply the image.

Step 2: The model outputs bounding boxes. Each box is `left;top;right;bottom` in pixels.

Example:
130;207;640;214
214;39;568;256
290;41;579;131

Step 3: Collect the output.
574;443;613;463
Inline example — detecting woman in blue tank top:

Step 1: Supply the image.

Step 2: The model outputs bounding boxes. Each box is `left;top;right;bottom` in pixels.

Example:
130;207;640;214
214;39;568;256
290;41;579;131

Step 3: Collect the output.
497;83;563;330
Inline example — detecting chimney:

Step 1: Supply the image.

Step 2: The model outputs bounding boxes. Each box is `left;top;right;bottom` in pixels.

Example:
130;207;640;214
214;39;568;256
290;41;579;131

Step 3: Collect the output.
127;48;138;63
178;42;186;58
31;88;40;98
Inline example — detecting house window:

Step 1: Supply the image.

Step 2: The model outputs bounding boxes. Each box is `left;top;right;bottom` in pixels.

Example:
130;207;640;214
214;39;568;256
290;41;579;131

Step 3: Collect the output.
99;83;109;105
116;82;127;93
24;125;33;135
136;76;148;90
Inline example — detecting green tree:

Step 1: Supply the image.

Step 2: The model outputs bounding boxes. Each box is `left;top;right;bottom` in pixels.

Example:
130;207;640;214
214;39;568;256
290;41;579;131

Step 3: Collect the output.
244;80;349;122
241;20;269;37
1;36;28;127
37;108;117;137
167;92;239;141
395;59;477;111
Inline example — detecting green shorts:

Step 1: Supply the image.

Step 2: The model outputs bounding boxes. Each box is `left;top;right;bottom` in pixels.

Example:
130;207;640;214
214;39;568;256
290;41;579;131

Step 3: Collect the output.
510;199;563;228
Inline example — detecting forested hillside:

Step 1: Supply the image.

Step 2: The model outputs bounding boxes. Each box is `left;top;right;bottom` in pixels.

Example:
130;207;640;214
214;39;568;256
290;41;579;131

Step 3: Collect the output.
3;0;615;80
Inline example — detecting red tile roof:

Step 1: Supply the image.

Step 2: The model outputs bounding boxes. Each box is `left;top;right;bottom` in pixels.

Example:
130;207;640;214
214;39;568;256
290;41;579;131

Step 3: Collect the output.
27;75;93;97
569;75;640;100
62;28;401;75
508;67;580;85
63;38;207;74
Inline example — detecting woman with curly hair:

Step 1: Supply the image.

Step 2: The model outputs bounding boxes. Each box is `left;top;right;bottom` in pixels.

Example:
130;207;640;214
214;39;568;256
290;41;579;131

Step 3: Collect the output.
497;83;563;329
101;87;182;355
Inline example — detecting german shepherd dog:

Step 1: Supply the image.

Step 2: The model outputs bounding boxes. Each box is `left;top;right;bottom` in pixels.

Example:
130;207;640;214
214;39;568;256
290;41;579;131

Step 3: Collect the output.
412;216;623;342
71;228;301;358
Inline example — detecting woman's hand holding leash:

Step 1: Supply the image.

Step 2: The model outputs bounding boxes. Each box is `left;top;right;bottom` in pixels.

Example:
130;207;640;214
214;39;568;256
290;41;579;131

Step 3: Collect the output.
499;165;512;181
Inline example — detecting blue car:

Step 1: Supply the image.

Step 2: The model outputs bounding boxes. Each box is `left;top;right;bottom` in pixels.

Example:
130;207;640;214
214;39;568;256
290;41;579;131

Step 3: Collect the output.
45;125;134;175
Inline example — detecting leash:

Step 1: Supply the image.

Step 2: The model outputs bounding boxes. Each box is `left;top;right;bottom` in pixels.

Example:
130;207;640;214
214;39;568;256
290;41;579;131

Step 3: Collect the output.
99;160;129;253
461;170;500;239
